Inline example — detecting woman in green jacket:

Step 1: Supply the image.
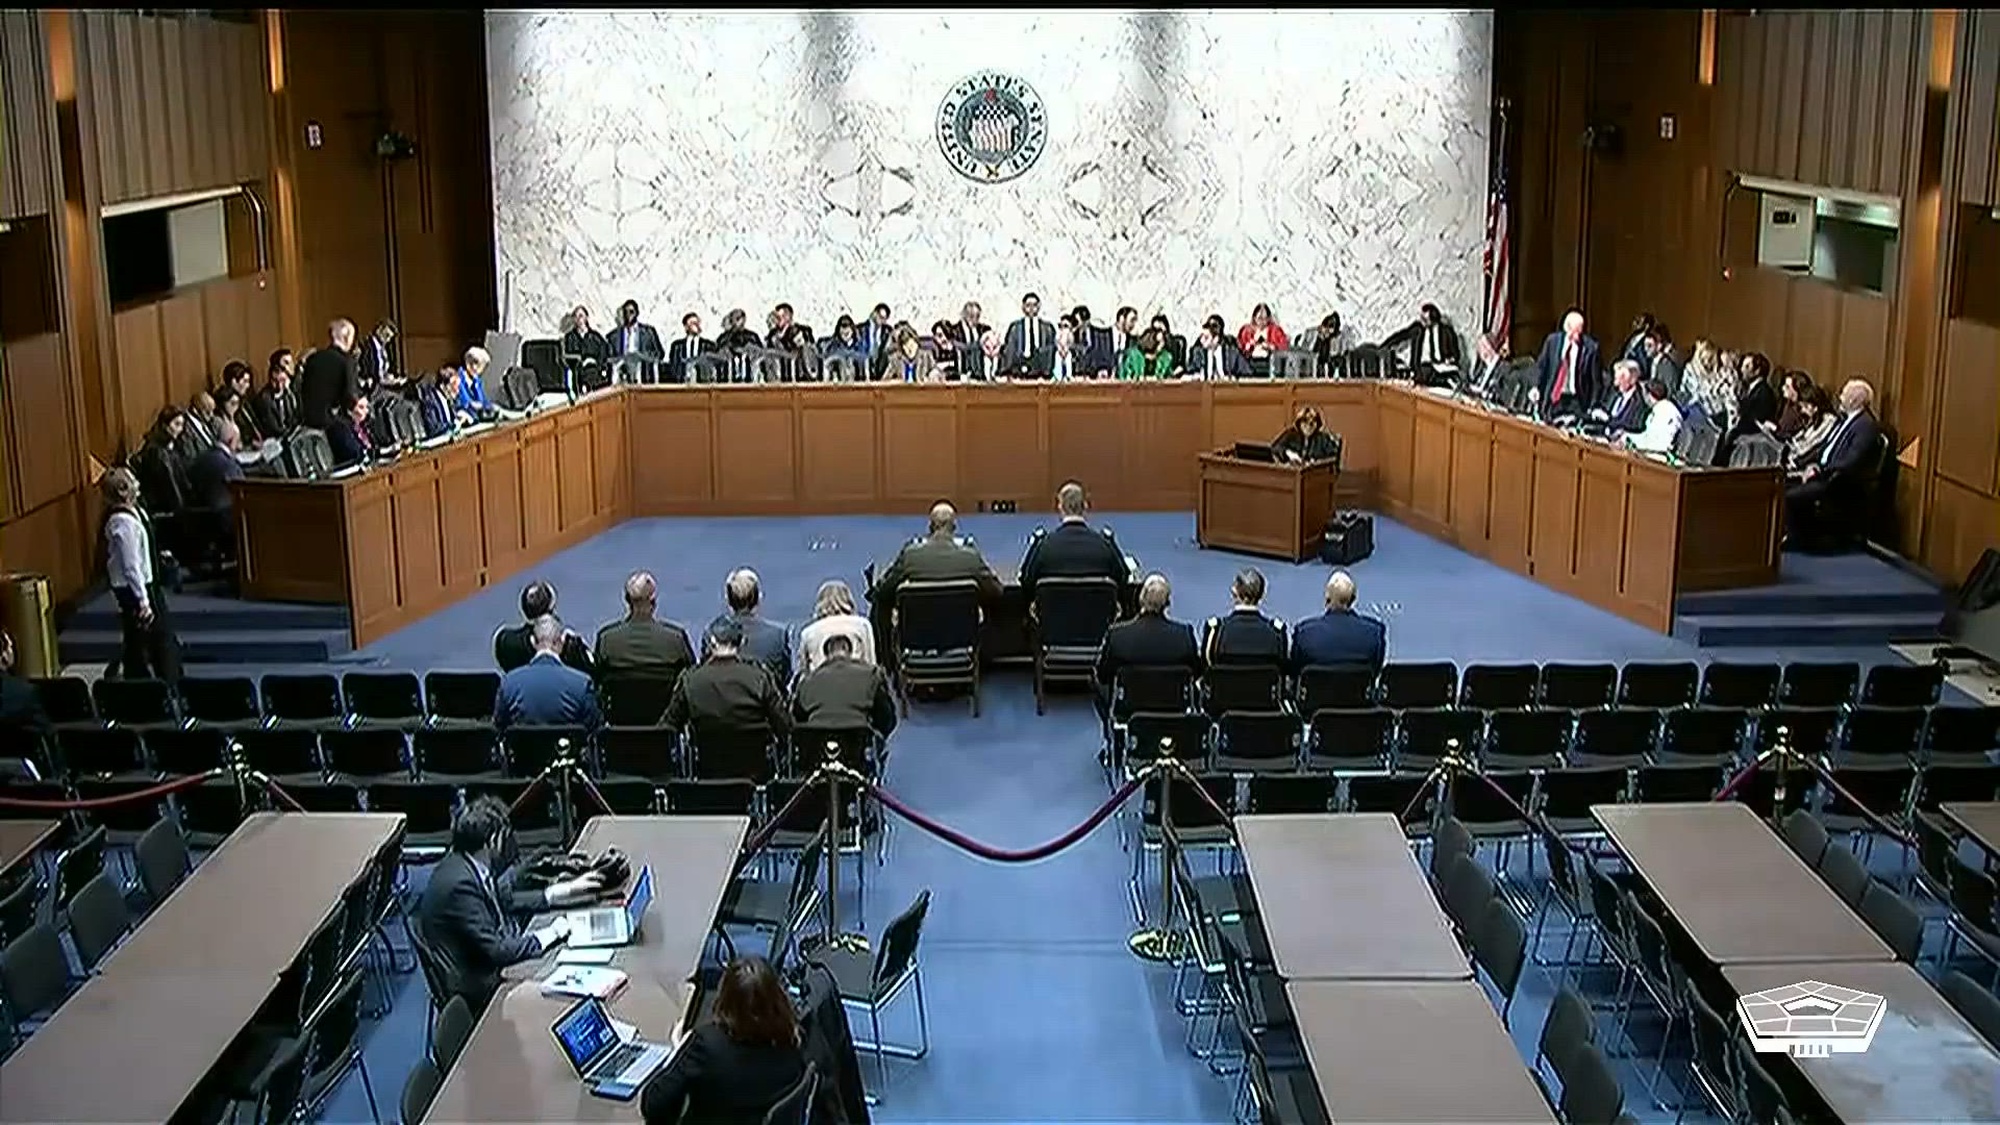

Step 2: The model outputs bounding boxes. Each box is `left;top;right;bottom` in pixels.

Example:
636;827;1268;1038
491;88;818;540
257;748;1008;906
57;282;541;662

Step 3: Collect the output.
1117;328;1178;380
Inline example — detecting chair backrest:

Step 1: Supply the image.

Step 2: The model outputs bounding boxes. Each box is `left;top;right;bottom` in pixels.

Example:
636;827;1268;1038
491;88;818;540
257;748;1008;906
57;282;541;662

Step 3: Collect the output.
1858;880;1923;962
1538;985;1596;1076
180;675;261;724
65;870;131;971
870;889;932;997
1269;350;1316;380
499;365;539;410
0;920;69;1021
424;670;502;722
1942;969;2000;1048
1442;856;1496;930
343;671;424;721
1031;578;1121;647
433;994;475;1068
521;338;564;392
1729;430;1785;468
896;581;982;651
1205;664;1285;714
749;352;790;384
821;354;865;384
1814;843;1871;908
0;878;38;947
691;354;731;384
760;1060;820;1125
1114;665;1197;716
1125;711;1210;765
1472;896;1526;999
401;1058;443;1125
1558;1042;1626;1125
1780;809;1830;866
1298;663;1377;712
134;817;190;904
286;428;335;479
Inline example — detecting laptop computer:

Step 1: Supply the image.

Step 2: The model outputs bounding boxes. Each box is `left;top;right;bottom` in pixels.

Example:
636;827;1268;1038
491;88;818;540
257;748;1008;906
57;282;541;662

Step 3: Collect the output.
563;865;653;949
1231;441;1276;462
550;996;672;1101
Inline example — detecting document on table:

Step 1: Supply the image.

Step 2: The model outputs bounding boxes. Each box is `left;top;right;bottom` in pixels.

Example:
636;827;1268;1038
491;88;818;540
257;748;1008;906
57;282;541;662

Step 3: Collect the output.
556;947;617;966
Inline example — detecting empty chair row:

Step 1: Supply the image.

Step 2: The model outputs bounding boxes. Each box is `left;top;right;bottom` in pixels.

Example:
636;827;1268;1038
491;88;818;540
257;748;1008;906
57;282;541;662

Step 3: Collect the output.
28;670;505;732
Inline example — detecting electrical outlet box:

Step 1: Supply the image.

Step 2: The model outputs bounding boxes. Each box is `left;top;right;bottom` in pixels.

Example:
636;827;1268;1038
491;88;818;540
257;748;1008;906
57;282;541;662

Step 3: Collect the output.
994;500;1017;513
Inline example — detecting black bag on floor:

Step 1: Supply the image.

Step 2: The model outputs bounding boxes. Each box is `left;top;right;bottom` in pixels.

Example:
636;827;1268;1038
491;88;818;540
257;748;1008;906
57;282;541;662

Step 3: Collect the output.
1321;511;1374;564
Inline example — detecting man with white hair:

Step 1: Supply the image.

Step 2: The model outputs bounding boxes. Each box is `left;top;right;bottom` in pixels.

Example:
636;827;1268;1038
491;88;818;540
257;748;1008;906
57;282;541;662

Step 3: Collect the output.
1784;377;1883;547
457;345;496;417
708;568;793;687
300;316;361;430
1094;572;1203;720
1590;360;1647;433
1289;570;1386;673
1533;307;1603;420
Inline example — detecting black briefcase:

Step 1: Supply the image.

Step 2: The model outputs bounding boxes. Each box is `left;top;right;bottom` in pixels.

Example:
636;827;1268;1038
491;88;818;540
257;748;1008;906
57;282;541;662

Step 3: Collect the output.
1320;511;1374;564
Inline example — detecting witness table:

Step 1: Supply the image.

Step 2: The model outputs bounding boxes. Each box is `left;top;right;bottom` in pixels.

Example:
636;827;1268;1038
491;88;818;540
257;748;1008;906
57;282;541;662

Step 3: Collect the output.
1943;802;2000;861
426;815;750;1124
1286;980;1557;1123
1236;813;1468;980
1722;961;2000;1124
0;818;60;882
1593;803;1893;965
0;812;403;1124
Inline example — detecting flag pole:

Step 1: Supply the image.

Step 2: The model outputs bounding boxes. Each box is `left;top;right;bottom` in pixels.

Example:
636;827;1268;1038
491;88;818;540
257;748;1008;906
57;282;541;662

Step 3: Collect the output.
1484;97;1512;338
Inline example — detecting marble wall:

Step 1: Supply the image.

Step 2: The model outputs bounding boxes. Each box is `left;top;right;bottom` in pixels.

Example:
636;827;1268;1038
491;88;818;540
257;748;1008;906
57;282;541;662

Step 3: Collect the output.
486;9;1493;344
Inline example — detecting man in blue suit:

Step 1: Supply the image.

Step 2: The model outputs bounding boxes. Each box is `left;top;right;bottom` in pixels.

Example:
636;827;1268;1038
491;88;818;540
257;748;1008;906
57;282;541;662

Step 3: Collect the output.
707;568;793;688
1534;308;1603;421
1289;570;1387;674
494;617;602;730
1784;377;1883;548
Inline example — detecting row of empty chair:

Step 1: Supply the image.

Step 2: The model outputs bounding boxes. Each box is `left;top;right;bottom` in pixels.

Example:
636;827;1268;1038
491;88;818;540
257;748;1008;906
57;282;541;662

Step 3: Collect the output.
28;670;503;733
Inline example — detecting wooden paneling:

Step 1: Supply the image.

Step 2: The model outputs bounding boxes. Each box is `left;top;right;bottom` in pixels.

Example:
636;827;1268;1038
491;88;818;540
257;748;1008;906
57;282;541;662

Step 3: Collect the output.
0;10;53;220
76;11;268;205
0;492;87;602
1934;319;2000;498
1958;10;2000;207
105;274;281;449
0;335;78;517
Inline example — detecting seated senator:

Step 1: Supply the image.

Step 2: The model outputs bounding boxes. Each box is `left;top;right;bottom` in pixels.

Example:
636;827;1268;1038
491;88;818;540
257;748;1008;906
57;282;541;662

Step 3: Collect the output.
411;795;604;1013
419;366;473;438
457;346;496;417
1116;328;1178;380
1289;570;1386;673
1589;360;1648;434
1784;377;1882;547
1271;406;1341;464
494;580;595;674
326;396;375;468
640;956;809;1125
494;617;603;731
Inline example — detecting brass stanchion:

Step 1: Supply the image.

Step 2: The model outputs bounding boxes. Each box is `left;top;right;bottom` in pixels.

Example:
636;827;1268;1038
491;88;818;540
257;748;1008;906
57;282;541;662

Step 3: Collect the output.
1128;754;1188;963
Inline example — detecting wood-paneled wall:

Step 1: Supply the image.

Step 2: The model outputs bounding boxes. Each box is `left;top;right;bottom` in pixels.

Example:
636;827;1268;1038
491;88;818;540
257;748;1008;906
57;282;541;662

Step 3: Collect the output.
74;11;269;205
110;274;282;449
0;10;54;220
1500;8;1996;583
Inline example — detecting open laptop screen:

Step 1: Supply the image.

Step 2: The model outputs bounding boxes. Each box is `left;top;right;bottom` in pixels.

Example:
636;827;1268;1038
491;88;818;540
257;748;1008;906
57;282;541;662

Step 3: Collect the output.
624;866;654;933
553;998;618;1077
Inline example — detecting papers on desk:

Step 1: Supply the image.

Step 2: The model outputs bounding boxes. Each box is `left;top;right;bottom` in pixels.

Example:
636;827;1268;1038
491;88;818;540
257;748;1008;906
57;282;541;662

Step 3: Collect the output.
1424;384;1459;398
542;965;628;1000
327;463;363;480
556;947;617;966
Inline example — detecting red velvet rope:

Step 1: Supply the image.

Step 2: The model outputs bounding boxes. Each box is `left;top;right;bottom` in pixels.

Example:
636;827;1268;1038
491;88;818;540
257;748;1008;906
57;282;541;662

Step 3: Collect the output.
0;769;222;810
735;775;834;868
1713;756;1762;801
862;771;1146;864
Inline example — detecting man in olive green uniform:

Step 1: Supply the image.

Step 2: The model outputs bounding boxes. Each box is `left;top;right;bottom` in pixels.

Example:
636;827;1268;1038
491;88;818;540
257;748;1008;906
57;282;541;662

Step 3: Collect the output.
866;502;1002;657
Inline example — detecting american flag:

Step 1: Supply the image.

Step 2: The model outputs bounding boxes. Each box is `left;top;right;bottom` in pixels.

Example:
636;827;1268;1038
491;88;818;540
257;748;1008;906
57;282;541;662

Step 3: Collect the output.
1482;106;1513;347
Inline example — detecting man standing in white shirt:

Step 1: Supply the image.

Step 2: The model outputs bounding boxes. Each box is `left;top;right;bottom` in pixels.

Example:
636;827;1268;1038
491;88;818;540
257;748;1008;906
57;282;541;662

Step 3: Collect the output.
1624;379;1685;455
100;467;181;684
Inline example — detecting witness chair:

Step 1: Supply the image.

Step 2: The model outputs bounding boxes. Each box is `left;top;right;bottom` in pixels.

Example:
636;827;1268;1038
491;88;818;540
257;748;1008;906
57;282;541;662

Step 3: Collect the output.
891;580;983;717
1029;577;1121;714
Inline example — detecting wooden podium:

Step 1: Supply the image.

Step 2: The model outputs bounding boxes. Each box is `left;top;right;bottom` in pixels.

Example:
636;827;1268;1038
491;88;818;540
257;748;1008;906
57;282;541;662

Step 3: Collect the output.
1196;450;1340;563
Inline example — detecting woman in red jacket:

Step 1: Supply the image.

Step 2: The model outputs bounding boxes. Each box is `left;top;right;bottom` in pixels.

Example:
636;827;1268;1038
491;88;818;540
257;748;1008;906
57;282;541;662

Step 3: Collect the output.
1236;303;1289;362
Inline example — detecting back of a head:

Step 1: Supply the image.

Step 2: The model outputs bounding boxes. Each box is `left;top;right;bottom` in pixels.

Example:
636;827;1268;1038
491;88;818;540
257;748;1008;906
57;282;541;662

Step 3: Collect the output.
709;617;745;653
1138;573;1172;614
928;501;957;537
1325;570;1358;610
814;579;855;619
1644;378;1670;402
450;794;511;855
823;632;855;661
713;956;799;1049
521;580;556;619
531;615;566;655
725;568;760;613
624;571;656;611
1056;482;1086;518
1232;567;1266;606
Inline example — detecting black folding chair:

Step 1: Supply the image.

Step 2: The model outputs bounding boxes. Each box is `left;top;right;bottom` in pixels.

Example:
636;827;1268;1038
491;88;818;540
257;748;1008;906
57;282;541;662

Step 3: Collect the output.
1029;578;1121;715
1617;662;1699;709
1202;665;1285;718
1458;664;1538;710
1295;664;1377;713
1378;662;1458;709
892;580;983;716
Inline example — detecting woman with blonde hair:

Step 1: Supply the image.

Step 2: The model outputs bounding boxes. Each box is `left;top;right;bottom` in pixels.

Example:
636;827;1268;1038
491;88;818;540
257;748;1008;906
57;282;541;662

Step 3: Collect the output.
798;578;876;670
1687;338;1735;425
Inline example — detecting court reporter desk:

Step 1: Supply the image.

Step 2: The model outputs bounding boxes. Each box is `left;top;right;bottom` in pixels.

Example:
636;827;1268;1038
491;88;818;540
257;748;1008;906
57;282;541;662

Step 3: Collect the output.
1197;450;1339;563
235;380;1780;646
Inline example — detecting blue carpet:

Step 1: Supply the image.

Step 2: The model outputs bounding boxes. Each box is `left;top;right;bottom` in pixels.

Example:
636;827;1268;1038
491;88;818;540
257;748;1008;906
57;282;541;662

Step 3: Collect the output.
278;512;1943;1123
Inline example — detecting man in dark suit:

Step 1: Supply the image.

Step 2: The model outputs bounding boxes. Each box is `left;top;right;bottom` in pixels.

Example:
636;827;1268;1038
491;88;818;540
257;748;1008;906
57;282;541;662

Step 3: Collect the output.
1642;324;1684;401
792;633;897;739
494;617;603;731
707;569;792;688
1463;332;1529;409
1187;321;1251;379
1002;292;1051;371
950;301;989;350
765;303;814;353
1204;568;1288;666
251;348;300;440
1093;573;1203;718
1381;303;1463;383
1289;571;1387;673
325;396;374;468
494;580;595;674
667;312;713;384
0;630;50;752
665;618;791;743
867;502;1003;659
1589;360;1648;434
1534;308;1603;420
1063;311;1115;378
188;420;246;510
412;795;603;1012
593;570;695;725
1620;312;1657;368
418;367;465;438
859;303;895;362
1784;378;1883;545
1019;481;1130;604
299;318;361;429
355;319;399;392
606;299;666;369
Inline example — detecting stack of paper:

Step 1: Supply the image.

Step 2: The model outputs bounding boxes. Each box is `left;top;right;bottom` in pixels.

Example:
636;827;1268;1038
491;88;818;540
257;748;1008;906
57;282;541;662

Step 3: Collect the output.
541;965;628;1000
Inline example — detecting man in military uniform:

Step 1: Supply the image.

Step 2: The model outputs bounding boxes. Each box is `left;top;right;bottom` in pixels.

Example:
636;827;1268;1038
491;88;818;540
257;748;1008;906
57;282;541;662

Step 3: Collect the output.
1203;567;1288;666
866;502;1002;657
1019;481;1133;605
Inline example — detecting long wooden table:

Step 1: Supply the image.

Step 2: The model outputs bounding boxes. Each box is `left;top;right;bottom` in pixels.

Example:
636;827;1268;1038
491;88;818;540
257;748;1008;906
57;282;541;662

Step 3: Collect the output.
0;818;60;883
1287;980;1557;1123
426;815;750;1124
238;381;1781;646
1943;801;2000;861
1722;961;2000;1124
0;812;403;1124
1593;803;1894;966
1235;813;1468;981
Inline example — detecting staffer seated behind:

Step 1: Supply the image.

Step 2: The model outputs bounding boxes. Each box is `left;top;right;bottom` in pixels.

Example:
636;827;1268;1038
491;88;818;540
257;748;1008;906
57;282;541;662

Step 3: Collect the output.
594;570;696;724
1020;481;1128;603
1272;406;1341;464
792;633;898;740
413;795;604;1012
495;580;595;673
799;579;875;671
1187;318;1251;379
665;618;791;743
1589;360;1647;433
1205;568;1288;666
709;568;793;688
1622;379;1684;455
1093;573;1203;717
494;617;603;731
1290;571;1386;673
640;956;808;1125
326;397;376;468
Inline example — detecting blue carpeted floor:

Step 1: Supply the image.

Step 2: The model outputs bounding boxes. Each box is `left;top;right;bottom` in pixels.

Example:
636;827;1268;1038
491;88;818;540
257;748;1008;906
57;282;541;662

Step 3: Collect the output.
288;513;1941;1123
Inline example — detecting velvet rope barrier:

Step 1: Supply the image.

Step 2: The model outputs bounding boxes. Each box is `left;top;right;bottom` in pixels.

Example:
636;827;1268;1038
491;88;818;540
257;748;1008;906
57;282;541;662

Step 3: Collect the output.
735;775;833;868
507;772;546;814
1806;759;1917;847
262;776;307;812
1713;755;1763;802
0;769;223;810
864;771;1148;864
